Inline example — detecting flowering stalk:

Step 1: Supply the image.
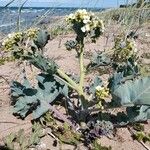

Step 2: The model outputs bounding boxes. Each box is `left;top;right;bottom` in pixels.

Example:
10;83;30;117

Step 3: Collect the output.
64;9;105;109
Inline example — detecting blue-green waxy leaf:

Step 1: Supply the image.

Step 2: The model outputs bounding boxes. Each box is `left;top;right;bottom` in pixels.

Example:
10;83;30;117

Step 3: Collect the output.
61;84;69;97
88;52;111;70
108;72;124;92
135;106;150;121
89;76;102;95
113;77;150;106
126;106;150;122
11;73;68;119
11;82;25;97
92;52;110;66
25;53;58;75
34;30;50;49
32;101;50;119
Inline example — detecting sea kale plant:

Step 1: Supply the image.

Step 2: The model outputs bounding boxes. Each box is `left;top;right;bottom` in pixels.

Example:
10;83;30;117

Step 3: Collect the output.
2;9;150;147
3;9;106;122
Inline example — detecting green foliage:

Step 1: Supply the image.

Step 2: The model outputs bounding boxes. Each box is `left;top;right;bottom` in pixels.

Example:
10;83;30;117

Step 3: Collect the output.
110;77;150;122
87;52;111;71
65;40;78;51
53;123;81;145
42;111;56;127
5;8;150;149
91;140;112;150
89;76;102;95
113;59;139;77
29;122;45;145
11;73;68;119
132;123;144;131
33;29;50;49
4;133;16;150
113;77;150;106
132;131;150;143
0;56;15;66
126;106;150;122
24;52;58;75
4;122;45;150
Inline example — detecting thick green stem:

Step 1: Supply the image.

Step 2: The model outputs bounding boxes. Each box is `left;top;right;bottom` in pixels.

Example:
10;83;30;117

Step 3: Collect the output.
57;67;88;109
57;69;79;90
57;41;88;109
79;45;84;88
54;74;75;90
78;42;88;109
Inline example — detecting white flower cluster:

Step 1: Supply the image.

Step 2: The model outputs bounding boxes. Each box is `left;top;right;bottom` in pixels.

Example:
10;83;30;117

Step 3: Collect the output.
66;9;104;34
26;28;39;38
2;32;23;51
2;28;40;51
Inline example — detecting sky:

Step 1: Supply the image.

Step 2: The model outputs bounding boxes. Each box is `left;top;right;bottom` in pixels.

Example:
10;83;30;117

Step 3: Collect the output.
0;0;135;8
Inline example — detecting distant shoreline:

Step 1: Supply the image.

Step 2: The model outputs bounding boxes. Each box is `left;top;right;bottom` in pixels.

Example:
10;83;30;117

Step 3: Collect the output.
0;6;106;11
0;7;106;34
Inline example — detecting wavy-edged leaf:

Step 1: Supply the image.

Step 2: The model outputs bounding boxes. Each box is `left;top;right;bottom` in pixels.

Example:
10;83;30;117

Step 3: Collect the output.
11;73;68;119
113;77;150;106
24;53;58;75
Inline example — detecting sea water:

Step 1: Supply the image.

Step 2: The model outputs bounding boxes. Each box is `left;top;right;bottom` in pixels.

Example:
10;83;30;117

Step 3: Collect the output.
0;7;104;34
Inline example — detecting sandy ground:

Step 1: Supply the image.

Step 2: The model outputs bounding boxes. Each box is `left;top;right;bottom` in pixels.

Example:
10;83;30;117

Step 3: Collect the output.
0;24;150;150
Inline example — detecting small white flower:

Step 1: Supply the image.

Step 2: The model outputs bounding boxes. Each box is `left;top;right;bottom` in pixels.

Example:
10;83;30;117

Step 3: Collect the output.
68;13;75;19
81;26;86;32
82;9;87;13
95;86;104;91
2;41;5;46
134;47;137;53
100;20;105;31
134;62;137;66
81;24;90;33
8;33;15;39
85;24;90;31
93;20;99;28
77;9;87;15
2;38;9;46
131;40;137;53
83;15;91;24
145;33;150;37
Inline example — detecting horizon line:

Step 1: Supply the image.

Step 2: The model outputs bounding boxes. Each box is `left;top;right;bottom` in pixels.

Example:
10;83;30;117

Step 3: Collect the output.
0;6;111;9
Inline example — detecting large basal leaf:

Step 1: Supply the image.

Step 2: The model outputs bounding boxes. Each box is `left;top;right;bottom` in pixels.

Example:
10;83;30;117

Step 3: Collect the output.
34;30;50;49
11;73;68;119
113;77;150;107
